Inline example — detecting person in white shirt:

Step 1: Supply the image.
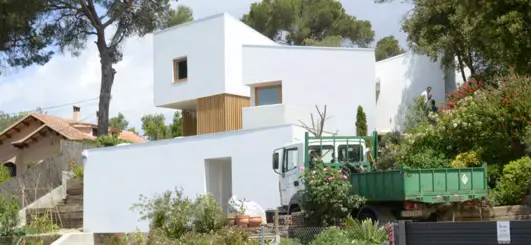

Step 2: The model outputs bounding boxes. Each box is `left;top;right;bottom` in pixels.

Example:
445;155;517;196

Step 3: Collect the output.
421;86;432;103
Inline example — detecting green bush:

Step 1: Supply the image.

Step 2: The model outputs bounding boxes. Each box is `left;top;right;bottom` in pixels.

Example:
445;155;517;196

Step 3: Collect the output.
400;75;531;189
131;187;264;244
0;195;21;237
24;212;59;235
299;164;366;226
308;217;392;245
95;135;131;147
399;147;450;169
375;132;403;171
192;193;226;233
280;238;304;245
490;156;531;206
450;150;482;168
309;227;350;245
0;166;11;184
344;218;391;244
131;188;194;240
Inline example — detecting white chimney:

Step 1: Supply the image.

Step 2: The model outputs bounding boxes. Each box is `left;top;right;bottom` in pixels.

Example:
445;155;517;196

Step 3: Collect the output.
73;106;80;121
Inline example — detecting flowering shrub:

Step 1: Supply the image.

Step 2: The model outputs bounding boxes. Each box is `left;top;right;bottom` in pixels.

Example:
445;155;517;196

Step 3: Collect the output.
443;79;484;111
399;74;531;188
299;164;366;226
450;150;482;168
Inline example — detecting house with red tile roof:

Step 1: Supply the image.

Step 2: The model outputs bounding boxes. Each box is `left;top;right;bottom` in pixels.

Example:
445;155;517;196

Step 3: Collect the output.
0;106;146;176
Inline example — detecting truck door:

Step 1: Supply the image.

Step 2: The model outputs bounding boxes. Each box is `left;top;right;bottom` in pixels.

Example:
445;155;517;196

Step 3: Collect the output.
282;146;301;206
273;148;290;206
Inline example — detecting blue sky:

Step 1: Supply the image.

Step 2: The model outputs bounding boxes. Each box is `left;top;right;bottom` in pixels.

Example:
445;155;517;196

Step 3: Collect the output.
0;0;412;132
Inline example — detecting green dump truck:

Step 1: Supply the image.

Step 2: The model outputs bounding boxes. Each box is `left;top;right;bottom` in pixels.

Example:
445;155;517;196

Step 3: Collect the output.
272;131;489;222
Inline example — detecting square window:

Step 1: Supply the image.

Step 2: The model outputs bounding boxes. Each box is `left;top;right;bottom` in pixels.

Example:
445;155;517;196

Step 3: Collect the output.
255;84;282;106
173;57;188;82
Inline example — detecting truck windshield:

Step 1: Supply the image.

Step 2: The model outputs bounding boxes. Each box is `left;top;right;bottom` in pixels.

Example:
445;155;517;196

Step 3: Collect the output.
338;144;363;162
308;145;335;163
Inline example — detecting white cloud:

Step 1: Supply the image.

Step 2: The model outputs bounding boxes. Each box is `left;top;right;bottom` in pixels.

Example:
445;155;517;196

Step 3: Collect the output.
0;0;411;133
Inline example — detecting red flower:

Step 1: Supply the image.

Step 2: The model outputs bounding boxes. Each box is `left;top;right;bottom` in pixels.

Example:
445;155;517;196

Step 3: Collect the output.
515;117;519;121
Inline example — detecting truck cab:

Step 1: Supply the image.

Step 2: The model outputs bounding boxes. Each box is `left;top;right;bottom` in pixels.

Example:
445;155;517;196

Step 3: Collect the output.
272;132;378;214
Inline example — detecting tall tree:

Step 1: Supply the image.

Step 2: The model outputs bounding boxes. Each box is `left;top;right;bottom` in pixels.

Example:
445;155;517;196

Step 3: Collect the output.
377;0;531;79
169;111;182;137
166;5;193;28
0;0;54;73
0;112;26;133
0;107;46;132
109;112;129;131
400;0;478;81
375;35;405;61
44;0;193;136
355;106;368;136
242;0;375;47
141;113;170;140
141;112;182;140
127;127;139;135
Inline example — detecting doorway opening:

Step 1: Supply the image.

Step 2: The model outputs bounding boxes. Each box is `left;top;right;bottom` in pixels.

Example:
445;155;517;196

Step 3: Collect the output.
204;157;233;212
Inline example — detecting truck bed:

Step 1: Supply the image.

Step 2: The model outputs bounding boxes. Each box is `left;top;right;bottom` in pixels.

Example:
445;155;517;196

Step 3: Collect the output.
350;165;488;204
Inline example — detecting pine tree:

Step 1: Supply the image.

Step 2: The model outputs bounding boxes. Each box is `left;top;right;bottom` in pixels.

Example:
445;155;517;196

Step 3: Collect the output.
356;106;368;136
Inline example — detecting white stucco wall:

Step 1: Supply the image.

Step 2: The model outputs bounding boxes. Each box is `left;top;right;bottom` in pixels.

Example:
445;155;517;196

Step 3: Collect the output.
375;53;448;132
153;13;276;108
224;15;277;97
83;125;299;233
153;14;226;108
242;104;316;131
242;45;377;136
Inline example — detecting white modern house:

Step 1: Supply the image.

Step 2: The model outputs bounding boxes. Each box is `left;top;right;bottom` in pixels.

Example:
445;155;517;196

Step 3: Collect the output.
83;13;463;233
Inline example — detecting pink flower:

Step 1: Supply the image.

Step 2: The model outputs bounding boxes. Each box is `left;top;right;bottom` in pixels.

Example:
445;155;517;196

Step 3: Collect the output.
343;175;348;180
327;177;334;182
299;166;305;171
385;225;392;231
323;167;328;172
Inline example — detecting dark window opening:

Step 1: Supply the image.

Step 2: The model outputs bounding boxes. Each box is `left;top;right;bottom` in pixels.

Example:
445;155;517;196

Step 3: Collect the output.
173;57;188;82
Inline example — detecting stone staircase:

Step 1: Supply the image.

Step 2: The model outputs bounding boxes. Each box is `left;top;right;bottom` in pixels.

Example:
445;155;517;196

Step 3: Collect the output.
26;179;83;229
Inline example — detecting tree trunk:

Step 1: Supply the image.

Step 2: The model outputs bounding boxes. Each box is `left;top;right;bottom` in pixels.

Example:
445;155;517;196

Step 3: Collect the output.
457;55;467;82
97;48;116;136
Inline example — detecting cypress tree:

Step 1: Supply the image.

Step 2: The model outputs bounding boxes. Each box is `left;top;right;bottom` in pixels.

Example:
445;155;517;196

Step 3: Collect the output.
356;105;368;136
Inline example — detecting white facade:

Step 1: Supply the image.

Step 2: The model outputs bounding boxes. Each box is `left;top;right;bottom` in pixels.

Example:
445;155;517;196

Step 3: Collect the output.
242;45;376;135
375;53;461;132
84;125;306;233
84;13;463;232
153;13;276;109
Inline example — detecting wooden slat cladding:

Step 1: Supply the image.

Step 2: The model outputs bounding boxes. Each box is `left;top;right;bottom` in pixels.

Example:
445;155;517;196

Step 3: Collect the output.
182;110;197;136
223;94;250;132
197;94;250;135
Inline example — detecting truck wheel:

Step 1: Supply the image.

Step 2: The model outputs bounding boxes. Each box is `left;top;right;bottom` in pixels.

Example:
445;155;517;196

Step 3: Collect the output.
357;208;377;222
357;207;396;223
289;205;301;214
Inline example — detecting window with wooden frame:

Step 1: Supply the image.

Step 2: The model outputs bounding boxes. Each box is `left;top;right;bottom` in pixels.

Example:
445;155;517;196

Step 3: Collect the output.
173;57;188;82
254;84;282;106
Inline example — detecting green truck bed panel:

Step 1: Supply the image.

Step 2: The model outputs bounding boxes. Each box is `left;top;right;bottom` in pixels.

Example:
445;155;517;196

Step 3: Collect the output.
350;166;489;204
